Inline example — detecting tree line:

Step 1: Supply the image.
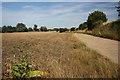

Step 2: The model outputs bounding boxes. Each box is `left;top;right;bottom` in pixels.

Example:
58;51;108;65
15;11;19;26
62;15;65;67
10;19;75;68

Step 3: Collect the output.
1;23;77;33
1;23;49;33
1;10;108;33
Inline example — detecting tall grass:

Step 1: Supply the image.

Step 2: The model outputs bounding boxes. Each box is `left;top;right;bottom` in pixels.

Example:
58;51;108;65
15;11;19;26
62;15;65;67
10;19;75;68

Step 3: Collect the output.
92;19;120;40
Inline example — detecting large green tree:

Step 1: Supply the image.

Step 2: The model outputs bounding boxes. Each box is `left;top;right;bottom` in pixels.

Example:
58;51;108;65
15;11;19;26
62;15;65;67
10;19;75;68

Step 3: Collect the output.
87;11;107;30
16;23;28;32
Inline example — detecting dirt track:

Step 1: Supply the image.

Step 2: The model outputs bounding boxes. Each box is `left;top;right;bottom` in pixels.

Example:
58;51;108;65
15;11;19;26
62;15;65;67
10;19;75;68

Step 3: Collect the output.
75;33;119;63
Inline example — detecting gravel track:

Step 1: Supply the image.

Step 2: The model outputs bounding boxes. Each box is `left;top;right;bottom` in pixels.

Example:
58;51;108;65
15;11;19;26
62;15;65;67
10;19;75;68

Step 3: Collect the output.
75;33;119;64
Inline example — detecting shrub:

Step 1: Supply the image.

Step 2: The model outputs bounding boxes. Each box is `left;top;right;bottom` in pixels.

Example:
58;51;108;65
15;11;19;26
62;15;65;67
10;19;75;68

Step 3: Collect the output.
53;28;59;32
59;28;66;33
79;22;88;30
70;27;76;31
40;26;47;31
28;27;33;31
34;24;39;31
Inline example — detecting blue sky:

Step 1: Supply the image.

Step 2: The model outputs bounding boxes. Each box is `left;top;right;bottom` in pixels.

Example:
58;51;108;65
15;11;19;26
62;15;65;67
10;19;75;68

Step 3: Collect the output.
2;2;118;28
2;0;120;2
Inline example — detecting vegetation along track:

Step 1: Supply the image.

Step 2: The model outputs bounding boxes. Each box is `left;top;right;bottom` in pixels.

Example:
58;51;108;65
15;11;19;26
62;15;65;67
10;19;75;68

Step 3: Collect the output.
75;33;119;64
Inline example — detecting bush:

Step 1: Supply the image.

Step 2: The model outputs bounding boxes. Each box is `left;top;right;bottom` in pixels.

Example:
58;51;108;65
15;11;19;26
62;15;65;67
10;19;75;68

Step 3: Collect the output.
58;28;69;33
53;28;59;32
70;27;76;31
40;26;47;31
59;28;66;33
79;22;88;30
28;27;33;31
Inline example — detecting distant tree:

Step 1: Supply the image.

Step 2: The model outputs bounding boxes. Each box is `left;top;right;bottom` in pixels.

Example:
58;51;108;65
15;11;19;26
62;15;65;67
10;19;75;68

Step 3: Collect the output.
2;25;7;33
79;22;88;30
64;28;69;31
16;23;28;32
54;28;59;32
34;24;39;31
7;26;14;33
59;28;65;33
28;27;33;31
40;26;47;31
87;11;107;30
76;28;79;31
48;29;53;31
70;27;76;31
115;1;120;18
13;27;17;32
0;27;2;33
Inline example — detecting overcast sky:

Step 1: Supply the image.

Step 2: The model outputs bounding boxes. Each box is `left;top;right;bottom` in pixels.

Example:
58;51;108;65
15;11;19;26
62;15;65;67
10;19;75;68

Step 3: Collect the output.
2;2;118;28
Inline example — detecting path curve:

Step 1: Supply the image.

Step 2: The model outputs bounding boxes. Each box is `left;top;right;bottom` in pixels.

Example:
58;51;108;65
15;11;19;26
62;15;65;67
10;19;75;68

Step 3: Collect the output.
75;33;119;64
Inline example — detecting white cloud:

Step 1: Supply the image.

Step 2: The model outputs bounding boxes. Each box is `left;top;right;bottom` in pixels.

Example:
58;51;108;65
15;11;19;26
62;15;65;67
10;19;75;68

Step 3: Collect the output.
2;4;89;28
2;2;118;28
22;6;32;8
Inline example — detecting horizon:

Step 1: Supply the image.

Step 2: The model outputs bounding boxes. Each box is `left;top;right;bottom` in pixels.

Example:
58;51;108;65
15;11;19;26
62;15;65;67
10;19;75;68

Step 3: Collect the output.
2;2;118;29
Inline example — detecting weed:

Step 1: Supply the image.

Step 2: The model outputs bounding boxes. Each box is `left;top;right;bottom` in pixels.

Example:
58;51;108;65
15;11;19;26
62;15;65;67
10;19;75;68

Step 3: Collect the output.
3;42;47;79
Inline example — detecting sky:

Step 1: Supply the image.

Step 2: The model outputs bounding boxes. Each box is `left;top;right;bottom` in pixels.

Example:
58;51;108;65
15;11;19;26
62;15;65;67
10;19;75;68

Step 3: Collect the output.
2;2;119;29
1;0;120;2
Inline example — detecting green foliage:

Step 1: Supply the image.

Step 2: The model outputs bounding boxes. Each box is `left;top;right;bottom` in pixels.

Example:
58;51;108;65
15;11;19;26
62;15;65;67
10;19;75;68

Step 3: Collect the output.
4;42;47;79
92;19;120;40
87;11;107;30
16;23;28;32
59;28;65;33
79;22;88;30
28;27;33;31
34;24;39;31
115;1;120;17
2;25;16;33
0;27;2;33
54;28;59;32
2;26;7;33
40;26;47;31
11;62;31;78
59;28;68;33
70;27;76;31
92;20;103;29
